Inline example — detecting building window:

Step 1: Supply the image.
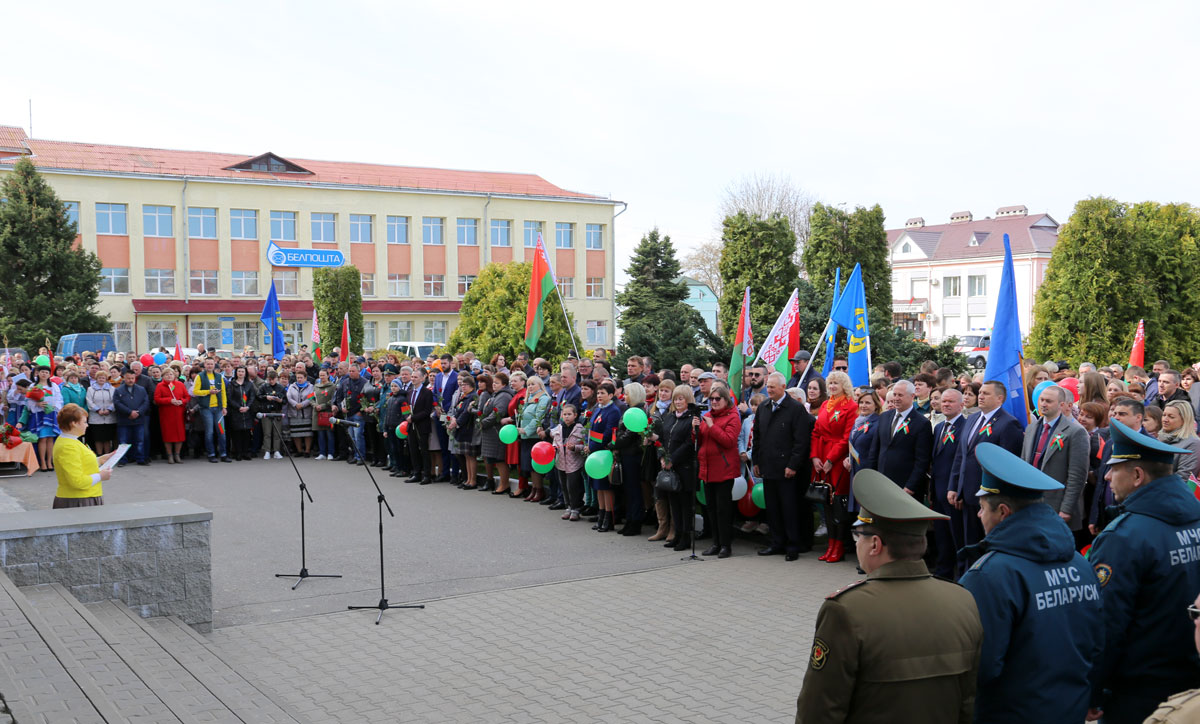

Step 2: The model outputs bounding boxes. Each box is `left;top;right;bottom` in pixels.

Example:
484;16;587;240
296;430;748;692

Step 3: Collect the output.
231;270;259;296
586;320;608;346
282;322;304;350
491;219;512;247
524;220;542;248
270;211;297;241
943;276;961;297
230;209;258;240
188;207;217;238
190;321;221;350
363;321;377;350
388;274;411;297
424;321;448;344
99;268;129;294
457;275;476;296
360;272;375;296
112;322;133;352
585;224;603;250
901;242;911;253
968;275;987;297
968;315;987;330
389;321;413;343
143;205;173;237
190;270;218;295
557;277;574;298
555;222;574;249
423;274;445;297
387;216;409;244
456;218;478;246
232;322;258;351
311;212;336;242
272;270;298;296
422;217;444;245
350;214;373;243
586;277;604;299
64;201;80;231
144;269;176;296
96;203;128;235
146;322;177;349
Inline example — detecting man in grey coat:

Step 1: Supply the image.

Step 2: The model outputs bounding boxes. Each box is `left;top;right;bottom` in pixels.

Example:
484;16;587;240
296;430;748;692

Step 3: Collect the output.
1021;385;1089;534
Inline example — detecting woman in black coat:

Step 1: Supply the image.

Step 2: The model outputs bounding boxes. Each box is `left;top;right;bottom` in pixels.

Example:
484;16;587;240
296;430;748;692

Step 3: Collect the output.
226;366;258;460
656;385;698;551
450;375;480;489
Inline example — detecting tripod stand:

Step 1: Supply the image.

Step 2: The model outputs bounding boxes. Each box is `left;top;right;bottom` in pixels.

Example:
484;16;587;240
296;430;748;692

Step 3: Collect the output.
272;415;341;589
682;416;703;563
343;427;424;623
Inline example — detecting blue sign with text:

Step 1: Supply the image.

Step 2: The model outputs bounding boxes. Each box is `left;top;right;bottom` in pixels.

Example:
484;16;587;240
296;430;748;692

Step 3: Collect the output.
267;241;345;268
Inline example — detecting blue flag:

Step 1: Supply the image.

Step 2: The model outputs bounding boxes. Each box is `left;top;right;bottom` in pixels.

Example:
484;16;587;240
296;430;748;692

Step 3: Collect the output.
260;282;286;357
983;234;1030;425
822;268;842;377
829;263;871;387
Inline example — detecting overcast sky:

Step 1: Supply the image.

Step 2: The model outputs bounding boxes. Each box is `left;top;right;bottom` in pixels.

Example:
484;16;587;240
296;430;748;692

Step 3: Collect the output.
5;1;1198;284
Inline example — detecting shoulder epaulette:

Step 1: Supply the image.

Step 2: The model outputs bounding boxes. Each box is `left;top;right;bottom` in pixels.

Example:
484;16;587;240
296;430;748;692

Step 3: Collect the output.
826;580;868;599
968;551;996;572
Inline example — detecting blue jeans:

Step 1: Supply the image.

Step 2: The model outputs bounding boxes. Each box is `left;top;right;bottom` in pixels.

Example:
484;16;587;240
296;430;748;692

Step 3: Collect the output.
317;428;335;457
346;412;366;461
117;423;146;463
198;407;227;458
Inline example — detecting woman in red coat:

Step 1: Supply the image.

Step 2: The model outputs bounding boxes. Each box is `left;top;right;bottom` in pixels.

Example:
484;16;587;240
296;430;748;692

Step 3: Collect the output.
810;370;858;562
154;367;189;464
696;384;743;558
501;371;528;494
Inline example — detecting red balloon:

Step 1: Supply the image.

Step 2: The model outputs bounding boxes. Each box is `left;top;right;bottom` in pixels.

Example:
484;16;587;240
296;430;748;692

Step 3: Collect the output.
140;353;154;367
738;495;759;518
399;421;409;435
531;441;555;466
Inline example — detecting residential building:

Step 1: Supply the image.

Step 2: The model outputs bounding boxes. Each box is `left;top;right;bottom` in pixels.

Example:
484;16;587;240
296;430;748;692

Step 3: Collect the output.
887;205;1059;342
0;126;620;354
677;276;719;334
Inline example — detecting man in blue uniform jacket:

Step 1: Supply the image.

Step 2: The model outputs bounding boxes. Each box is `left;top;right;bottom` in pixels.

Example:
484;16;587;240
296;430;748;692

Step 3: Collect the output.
959;443;1102;724
948;381;1023;552
1087;419;1200;724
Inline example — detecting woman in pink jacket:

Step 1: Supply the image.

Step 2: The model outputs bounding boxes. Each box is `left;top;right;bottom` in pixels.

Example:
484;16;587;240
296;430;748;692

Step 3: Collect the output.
696;384;743;558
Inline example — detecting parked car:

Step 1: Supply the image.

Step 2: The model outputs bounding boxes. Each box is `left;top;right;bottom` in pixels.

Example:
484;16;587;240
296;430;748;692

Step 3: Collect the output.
954;334;991;369
57;333;119;358
386;342;437;361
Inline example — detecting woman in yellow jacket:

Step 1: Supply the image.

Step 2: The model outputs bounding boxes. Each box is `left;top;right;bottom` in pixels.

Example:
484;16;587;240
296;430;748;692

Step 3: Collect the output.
52;404;114;508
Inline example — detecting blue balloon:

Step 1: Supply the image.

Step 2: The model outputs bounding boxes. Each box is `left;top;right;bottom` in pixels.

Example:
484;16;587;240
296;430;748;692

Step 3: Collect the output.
1032;380;1056;410
153;352;169;365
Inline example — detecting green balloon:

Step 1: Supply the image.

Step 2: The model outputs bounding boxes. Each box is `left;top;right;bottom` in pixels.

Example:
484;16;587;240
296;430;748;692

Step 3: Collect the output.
394;424;407;439
532;459;555;474
622;406;648;433
584;449;613;478
499;424;519;444
751;482;765;508
34;355;50;367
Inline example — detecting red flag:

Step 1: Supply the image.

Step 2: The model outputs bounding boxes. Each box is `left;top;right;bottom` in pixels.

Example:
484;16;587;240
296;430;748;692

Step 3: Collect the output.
173;341;182;362
523;234;556;352
340;312;350;362
1129;319;1145;368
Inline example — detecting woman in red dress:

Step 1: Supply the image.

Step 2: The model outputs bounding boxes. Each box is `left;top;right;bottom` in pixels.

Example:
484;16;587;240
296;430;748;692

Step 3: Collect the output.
154;367;189;463
810;371;858;562
502;371;529;495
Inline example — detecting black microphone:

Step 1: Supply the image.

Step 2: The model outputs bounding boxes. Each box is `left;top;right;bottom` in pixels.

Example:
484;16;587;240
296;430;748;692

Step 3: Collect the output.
256;412;285;419
329;417;361;427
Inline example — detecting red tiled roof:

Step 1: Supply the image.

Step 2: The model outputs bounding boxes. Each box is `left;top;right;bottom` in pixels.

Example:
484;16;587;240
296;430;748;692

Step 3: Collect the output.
887;213;1058;261
0;126;29;156
132;299;461;319
0;126;609;201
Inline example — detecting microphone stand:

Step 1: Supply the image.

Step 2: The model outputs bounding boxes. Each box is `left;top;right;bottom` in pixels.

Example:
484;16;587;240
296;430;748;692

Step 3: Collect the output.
682;408;703;562
343;422;424;623
271;414;342;590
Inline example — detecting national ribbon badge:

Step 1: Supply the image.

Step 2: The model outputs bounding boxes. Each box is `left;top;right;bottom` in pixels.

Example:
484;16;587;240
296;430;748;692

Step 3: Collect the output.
899;419;910;435
1050;433;1064;452
942;428;955;445
981;421;993;438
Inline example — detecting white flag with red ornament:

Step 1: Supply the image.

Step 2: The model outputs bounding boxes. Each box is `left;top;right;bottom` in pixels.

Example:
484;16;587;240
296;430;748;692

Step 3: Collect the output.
754;288;801;379
311;308;321;358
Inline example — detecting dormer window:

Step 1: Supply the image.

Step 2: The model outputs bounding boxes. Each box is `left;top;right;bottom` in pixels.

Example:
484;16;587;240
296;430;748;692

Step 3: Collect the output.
901;242;911;253
224;152;313;175
968;231;990;247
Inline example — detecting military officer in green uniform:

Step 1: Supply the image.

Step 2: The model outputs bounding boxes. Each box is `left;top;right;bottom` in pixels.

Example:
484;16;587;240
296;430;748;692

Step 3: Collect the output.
795;469;983;724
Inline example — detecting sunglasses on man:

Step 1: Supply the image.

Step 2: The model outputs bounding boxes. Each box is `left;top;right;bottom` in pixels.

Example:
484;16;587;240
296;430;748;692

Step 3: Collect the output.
1189;605;1200;621
834;365;848;371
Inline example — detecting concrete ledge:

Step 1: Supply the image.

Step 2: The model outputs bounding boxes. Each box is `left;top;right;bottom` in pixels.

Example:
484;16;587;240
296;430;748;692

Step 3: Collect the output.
0;499;210;539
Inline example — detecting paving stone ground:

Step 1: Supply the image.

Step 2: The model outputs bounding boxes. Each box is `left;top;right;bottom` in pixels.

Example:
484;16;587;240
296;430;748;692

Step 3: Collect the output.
1;458;860;722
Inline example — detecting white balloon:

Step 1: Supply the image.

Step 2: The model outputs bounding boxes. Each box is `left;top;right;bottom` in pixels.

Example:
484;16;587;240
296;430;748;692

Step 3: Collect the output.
694;514;705;533
731;476;748;500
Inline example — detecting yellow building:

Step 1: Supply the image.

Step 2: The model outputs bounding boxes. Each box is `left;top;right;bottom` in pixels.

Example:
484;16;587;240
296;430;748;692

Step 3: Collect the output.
0;126;621;355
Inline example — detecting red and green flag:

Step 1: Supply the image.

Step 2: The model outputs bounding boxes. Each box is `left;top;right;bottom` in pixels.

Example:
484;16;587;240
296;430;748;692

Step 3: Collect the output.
524;233;556;353
755;288;801;381
729;287;754;400
1188;475;1200;502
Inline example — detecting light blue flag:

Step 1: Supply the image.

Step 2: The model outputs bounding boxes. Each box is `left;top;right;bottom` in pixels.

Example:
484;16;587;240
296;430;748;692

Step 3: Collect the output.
822;268;842;377
260;282;286;357
983;234;1030;425
829;263;871;387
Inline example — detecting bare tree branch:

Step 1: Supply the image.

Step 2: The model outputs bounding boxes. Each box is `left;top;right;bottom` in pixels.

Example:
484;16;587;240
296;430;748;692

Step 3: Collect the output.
717;172;814;271
681;238;725;301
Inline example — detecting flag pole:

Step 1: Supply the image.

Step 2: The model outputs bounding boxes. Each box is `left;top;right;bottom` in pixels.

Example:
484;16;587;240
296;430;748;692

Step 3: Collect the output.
1017;354;1032;425
538;240;580;359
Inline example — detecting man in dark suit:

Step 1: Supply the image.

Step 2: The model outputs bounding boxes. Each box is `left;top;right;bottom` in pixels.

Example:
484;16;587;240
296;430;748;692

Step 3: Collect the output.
1022;384;1090;540
929;387;967;578
433;354;459;482
864;380;933;497
405;367;435;485
947;380;1024;551
752;371;813;561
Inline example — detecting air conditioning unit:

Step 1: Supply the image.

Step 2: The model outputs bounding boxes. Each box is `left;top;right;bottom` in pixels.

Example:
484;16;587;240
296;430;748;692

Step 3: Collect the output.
926;313;939;322
930;278;940;286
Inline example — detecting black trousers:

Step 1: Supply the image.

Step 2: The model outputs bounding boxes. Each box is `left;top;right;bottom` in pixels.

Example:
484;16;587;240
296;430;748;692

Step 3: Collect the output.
668;465;695;540
704;480;734;547
387;433;408;472
621;454;643;524
764;477;813;553
408;426;430;479
929;485;957;578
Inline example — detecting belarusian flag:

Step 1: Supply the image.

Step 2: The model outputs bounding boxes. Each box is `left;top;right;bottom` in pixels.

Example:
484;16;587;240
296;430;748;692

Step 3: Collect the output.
339;312;350;362
1129;319;1145;368
729;287;753;400
173;341;182;362
755;289;801;381
524;233;556;352
312;307;321;359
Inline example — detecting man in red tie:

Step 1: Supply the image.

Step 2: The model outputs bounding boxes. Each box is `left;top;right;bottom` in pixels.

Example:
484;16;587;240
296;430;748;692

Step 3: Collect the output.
1021;384;1090;546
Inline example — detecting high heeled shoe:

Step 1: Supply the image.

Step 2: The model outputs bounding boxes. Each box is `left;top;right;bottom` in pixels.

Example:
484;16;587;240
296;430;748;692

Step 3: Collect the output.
825;539;845;563
818;540;834;562
526;489;544;503
492;487;511;495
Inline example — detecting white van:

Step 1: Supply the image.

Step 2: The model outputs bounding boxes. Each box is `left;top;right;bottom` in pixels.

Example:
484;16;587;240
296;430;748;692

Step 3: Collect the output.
386;342;437;361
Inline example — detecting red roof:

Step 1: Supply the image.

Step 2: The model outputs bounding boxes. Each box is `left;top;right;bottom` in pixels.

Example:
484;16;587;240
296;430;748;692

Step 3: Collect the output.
887;212;1059;261
132;299;461;319
0;126;609;201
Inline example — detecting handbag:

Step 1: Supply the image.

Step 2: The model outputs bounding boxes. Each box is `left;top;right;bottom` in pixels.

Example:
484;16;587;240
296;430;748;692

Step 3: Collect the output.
317;411;332;428
805;471;832;505
610;460;624;487
655;468;681;493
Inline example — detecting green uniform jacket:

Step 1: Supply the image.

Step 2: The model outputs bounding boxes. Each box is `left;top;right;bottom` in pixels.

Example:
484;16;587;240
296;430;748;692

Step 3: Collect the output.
795;559;982;724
